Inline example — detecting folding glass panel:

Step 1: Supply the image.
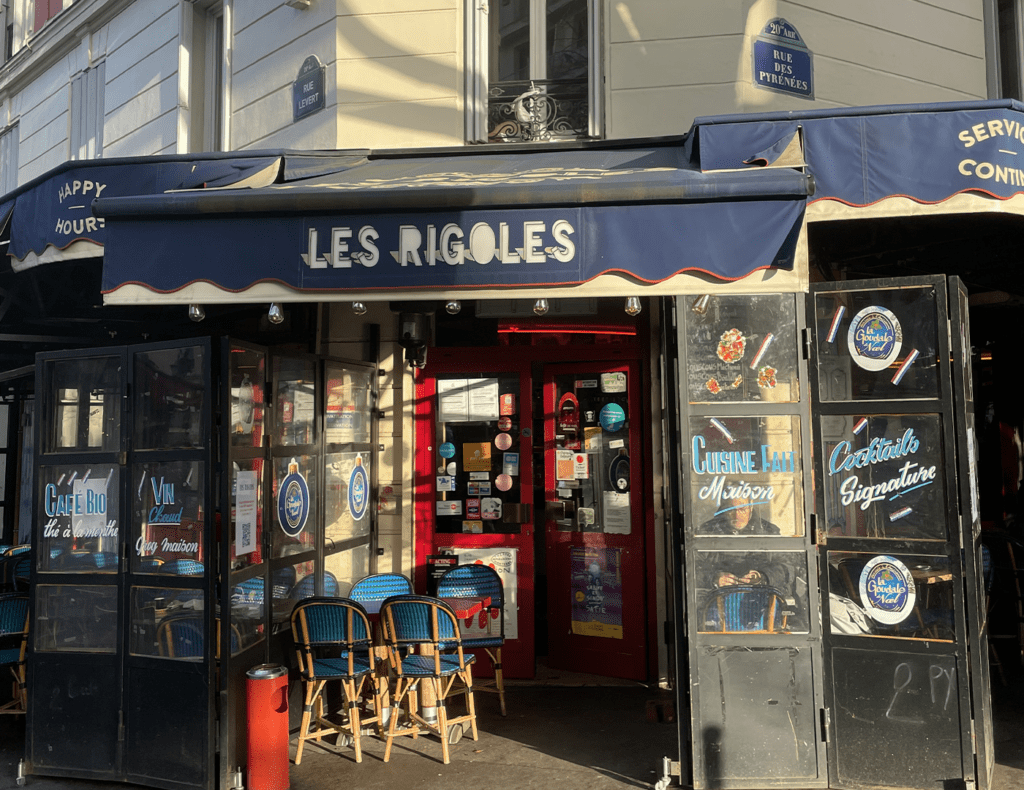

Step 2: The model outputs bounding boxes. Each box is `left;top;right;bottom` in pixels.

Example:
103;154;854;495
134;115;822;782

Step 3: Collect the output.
271;454;317;557
34;584;118;653
229;347;266;448
131;460;205;573
133;346;207;449
37;463;120;573
273;358;316;447
684;293;800;404
41;355;122;453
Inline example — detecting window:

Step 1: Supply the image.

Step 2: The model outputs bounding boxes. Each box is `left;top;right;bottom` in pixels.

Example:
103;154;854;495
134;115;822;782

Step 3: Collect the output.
33;0;64;33
70;62;105;160
466;0;601;144
0;123;18;196
2;0;13;61
188;2;229;152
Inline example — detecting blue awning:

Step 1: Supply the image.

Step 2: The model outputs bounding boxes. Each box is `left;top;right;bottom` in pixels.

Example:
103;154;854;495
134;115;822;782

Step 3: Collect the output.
93;143;812;300
686;99;1024;206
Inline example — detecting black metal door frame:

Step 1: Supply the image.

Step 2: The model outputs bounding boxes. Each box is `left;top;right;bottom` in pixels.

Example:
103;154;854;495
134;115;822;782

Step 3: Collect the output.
808;275;978;789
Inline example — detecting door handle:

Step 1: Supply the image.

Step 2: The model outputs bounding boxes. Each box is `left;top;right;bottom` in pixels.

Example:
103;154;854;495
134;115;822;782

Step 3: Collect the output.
544;501;567;520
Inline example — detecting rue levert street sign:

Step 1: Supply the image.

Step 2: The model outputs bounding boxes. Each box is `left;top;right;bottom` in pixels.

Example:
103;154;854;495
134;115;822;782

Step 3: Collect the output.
293;55;326;121
752;18;813;100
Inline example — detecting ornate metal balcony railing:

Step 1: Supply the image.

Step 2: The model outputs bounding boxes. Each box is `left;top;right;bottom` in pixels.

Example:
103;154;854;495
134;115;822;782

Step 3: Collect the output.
487;79;590;143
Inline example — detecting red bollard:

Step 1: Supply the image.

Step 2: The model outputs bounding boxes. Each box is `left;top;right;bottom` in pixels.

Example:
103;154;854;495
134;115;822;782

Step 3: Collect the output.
246;664;290;790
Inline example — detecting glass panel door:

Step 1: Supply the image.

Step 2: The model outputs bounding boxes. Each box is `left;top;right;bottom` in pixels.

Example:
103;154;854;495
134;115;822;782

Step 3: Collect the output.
809;277;976;790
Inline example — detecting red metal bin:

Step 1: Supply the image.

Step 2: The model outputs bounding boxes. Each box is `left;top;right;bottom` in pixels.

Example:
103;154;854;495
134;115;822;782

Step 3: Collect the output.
246;664;289;790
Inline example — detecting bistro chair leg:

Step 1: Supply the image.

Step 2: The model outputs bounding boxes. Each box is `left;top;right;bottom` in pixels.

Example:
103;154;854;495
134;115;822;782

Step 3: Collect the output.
346;685;363;764
435;681;451;765
490;648;506;717
464;663;479;742
294;679;319;765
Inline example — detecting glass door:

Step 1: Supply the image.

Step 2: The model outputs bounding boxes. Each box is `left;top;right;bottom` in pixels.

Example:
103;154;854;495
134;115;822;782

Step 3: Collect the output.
808;276;978;789
543;361;647;680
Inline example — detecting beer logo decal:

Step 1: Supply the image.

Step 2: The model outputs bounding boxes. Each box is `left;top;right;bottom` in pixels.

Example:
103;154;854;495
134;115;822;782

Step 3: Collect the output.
277;458;310;537
847;305;903;371
349;455;369;522
858;555;916;624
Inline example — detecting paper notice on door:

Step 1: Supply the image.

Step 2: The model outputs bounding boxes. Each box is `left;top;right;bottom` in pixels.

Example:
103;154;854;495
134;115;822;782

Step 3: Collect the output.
603;491;631;534
584;427;602;451
437;379;470;422
437;500;463;516
468;378;500;420
556;449;574;481
573;453;589;479
235;470;258;555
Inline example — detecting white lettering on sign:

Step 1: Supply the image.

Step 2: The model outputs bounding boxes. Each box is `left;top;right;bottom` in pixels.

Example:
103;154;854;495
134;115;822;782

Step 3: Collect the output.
827;428;938;510
301;219;576;270
955;117;1024;189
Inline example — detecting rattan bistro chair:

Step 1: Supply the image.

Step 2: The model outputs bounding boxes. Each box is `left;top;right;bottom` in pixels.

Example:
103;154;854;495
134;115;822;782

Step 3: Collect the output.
436;564;507;715
290;597;380;764
699;585;788;633
379;595;478;765
349;573;412;604
0;593;30;714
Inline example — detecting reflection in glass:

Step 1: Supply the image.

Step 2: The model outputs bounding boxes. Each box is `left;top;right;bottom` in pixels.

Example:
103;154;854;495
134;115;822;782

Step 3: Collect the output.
271;455;317;557
270;559;315;630
814;286;941;402
230;348;266;448
134;346;206;449
325;452;372;543
43;356;122;452
684;294;799;404
37;464;119;573
132;461;204;573
325;364;373;446
326;544;370;598
273;358;316;446
34;584;117;653
827;551;954;641
695;550;809;633
821;414;948;540
690;416;803;537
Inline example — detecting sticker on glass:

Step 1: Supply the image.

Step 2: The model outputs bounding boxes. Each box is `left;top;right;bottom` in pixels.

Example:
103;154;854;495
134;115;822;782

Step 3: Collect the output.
716;328;746;363
601;372;627;393
502;452;519;476
497;416;512;432
439;442;456;459
481;497;502;519
599;403;626;432
447;462;457;476
437;500;463;516
495;473;513;491
495;433;512;451
608;455;630;493
436;476;456;492
348;455;369;521
577;507;595;529
858;555;917;624
277;458;310;537
847;305;903;371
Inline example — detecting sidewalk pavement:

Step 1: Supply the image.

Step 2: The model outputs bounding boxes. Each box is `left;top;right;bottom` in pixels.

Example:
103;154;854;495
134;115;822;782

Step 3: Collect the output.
3;676;1023;790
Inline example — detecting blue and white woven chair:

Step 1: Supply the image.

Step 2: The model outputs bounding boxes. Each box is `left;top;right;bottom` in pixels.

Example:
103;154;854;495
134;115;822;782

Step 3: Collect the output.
0;593;29;714
379;595;478;765
437;564;507;715
289;571;340;600
700;585;788;633
349;573;412;605
290;597;379;764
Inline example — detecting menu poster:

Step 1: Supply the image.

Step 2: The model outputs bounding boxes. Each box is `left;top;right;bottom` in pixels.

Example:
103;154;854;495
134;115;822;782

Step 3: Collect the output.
570;546;623;639
438;378;500;422
556;449;574;481
453;547;519;639
235;470;258;555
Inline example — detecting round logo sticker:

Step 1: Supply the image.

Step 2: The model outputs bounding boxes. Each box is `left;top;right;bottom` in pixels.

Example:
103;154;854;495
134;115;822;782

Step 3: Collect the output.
847;305;903;371
277;458;310;537
858;555;917;624
599;403;626;432
495;473;513;491
439;442;456;459
348;455;369;522
495;433;512;450
498;416;512;432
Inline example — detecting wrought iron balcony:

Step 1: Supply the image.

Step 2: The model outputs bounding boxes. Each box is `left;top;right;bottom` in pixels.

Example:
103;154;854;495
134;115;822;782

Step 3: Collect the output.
487;79;591;143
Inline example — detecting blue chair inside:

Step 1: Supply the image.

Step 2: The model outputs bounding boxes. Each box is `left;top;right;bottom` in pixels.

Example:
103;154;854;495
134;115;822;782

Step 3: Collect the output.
157;614;239;658
271;567;297;599
6;546;29;557
11;556;30;591
436;564;504;646
289;571;341;600
701;585;787;632
164;559;204;576
0;593;30;666
232;577;265;605
349;573;412;604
